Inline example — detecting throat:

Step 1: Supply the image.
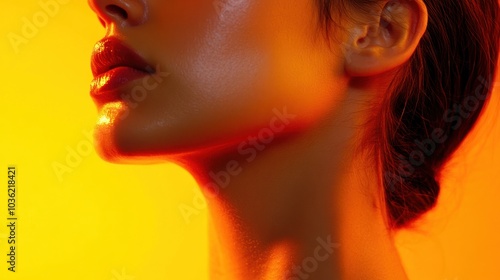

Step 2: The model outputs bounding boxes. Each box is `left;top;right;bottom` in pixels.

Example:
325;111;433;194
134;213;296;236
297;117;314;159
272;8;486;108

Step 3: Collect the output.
200;146;407;280
181;100;408;280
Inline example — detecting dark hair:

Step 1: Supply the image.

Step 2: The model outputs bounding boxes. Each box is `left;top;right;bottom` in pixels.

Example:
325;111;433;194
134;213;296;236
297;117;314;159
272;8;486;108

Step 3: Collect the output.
316;0;500;228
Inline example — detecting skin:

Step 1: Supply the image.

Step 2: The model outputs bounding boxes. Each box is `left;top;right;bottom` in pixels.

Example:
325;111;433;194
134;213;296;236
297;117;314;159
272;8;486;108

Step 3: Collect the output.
88;0;428;279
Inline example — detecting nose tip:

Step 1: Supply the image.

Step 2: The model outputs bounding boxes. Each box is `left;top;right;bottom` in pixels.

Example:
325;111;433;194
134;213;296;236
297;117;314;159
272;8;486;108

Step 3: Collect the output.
88;0;148;27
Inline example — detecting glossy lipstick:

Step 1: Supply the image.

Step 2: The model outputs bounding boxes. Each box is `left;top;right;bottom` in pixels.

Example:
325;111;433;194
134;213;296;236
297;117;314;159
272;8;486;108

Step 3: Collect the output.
90;37;154;103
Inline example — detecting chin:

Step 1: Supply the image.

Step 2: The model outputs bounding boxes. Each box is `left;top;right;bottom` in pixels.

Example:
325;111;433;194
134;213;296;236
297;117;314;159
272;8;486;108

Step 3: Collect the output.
93;134;178;165
92;119;168;165
92;116;211;165
90;102;158;163
92;124;141;164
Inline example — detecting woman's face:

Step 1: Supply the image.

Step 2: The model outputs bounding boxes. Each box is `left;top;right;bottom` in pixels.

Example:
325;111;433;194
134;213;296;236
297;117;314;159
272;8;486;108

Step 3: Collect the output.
88;0;348;162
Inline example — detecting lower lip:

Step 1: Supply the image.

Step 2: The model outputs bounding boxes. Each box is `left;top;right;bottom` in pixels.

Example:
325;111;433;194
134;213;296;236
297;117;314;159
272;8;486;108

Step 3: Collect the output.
90;66;151;103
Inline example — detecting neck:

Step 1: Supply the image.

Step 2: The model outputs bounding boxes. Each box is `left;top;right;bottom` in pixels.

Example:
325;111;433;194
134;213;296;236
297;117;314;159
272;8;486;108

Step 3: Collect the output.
177;89;408;280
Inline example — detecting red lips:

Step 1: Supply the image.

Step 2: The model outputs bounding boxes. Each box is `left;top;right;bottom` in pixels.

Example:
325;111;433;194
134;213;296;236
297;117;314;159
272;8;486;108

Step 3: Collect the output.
90;37;154;103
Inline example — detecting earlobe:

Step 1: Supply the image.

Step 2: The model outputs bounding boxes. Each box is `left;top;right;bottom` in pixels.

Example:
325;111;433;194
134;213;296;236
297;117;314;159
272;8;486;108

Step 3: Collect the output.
343;0;428;77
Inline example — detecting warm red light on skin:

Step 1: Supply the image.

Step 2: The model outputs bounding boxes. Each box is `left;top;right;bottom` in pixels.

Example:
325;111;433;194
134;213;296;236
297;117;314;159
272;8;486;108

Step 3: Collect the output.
87;0;498;279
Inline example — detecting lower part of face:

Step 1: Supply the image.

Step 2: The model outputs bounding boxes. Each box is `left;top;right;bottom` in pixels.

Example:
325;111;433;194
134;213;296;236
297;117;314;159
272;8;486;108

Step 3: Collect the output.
92;0;348;163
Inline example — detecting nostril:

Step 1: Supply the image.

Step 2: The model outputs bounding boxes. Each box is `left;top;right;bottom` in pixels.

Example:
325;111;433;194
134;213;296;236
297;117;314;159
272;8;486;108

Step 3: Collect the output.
105;5;128;20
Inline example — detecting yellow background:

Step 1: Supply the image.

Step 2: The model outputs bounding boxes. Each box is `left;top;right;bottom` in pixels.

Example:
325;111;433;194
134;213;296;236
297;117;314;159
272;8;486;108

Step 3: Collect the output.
0;1;499;279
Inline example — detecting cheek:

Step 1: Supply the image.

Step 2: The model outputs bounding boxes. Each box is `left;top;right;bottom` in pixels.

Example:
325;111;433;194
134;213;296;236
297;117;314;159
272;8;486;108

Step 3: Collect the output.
105;51;276;156
107;51;340;160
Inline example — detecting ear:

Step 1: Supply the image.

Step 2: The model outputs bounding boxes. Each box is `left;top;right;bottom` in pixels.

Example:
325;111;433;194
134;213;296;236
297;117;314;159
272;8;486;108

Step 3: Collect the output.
343;0;428;76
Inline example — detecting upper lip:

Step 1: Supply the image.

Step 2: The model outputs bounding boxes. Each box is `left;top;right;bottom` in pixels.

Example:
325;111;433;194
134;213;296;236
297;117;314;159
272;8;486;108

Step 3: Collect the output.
91;37;154;77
